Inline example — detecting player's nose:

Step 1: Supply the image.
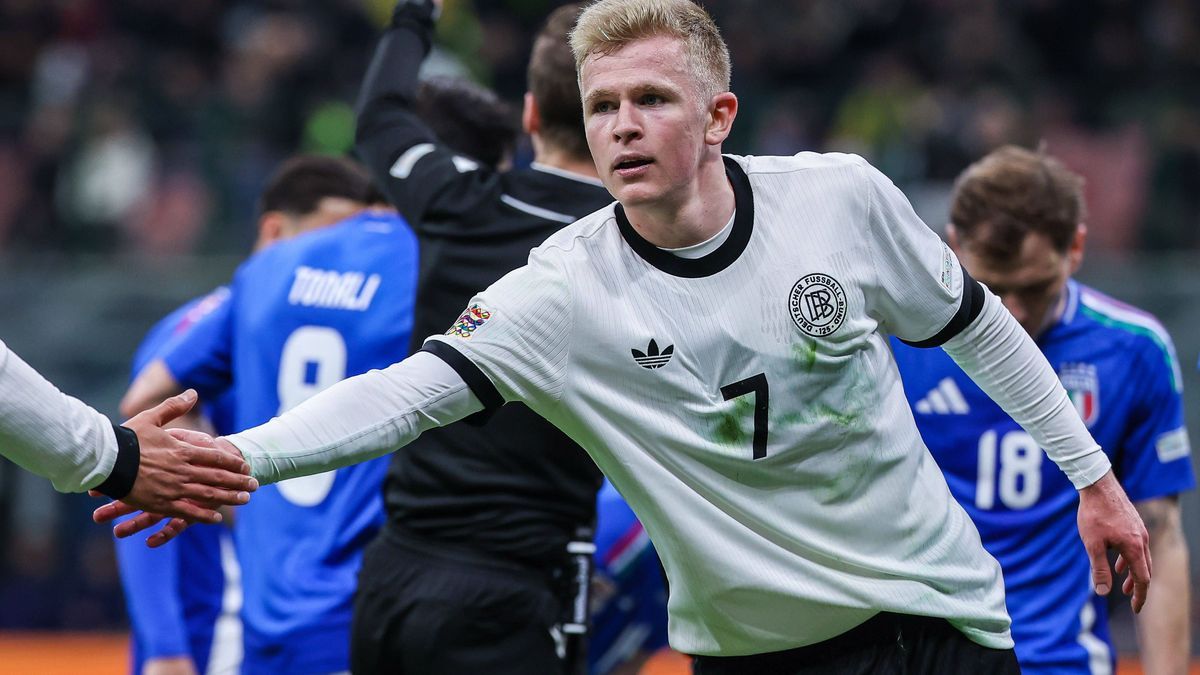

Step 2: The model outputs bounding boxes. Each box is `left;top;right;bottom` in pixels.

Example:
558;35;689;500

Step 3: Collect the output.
612;104;642;142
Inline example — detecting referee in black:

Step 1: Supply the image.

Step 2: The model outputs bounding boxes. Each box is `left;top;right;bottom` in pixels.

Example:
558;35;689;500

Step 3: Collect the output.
350;2;612;673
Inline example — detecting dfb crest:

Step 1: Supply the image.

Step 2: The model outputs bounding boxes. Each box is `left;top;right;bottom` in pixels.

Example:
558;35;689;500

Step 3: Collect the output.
788;273;847;337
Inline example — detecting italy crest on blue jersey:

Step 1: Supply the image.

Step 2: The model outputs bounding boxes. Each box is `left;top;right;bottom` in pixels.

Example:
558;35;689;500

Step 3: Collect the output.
160;210;420;674
892;279;1194;674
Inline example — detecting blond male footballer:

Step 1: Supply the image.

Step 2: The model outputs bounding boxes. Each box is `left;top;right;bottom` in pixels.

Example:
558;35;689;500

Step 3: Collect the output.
101;0;1150;671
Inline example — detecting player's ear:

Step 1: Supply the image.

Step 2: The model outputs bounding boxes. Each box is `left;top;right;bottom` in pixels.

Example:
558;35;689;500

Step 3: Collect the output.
704;92;737;146
523;92;540;136
1067;223;1086;273
255;212;286;251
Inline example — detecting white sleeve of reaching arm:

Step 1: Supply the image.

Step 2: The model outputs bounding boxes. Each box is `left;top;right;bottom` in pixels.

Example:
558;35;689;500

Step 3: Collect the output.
942;290;1111;489
0;339;118;493
225;350;483;485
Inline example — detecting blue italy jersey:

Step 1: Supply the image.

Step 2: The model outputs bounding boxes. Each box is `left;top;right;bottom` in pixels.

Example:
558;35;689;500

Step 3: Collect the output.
892;280;1194;675
590;480;669;675
160;211;419;675
117;288;241;675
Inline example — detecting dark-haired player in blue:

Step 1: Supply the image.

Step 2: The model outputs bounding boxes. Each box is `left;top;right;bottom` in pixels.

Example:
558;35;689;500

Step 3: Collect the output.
892;146;1193;675
123;155;417;675
116;155;380;675
116;288;242;675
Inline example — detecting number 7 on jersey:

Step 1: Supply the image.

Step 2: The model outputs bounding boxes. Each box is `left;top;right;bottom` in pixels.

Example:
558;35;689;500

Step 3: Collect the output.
720;373;770;460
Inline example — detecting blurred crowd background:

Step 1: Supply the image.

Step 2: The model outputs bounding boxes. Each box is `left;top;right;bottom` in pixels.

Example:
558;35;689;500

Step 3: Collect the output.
3;0;1200;257
1;0;1199;648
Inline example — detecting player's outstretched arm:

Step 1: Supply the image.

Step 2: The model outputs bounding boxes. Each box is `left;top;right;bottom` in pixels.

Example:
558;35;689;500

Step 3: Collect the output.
1077;471;1151;612
225;350;482;485
1131;496;1188;671
100;350;485;545
356;0;500;229
941;288;1151;611
0;338;126;492
0;339;253;519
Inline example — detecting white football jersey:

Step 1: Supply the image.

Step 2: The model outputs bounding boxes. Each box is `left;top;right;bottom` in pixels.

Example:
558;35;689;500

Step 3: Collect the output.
425;153;1011;656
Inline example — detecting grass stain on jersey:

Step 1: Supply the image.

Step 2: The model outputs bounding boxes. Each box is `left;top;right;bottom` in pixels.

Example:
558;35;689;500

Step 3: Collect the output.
792;340;819;372
775;350;870;433
713;396;754;448
817;403;860;429
776;405;861;432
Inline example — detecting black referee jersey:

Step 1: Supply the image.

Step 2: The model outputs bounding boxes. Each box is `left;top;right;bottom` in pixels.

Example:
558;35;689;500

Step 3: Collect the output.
355;14;612;569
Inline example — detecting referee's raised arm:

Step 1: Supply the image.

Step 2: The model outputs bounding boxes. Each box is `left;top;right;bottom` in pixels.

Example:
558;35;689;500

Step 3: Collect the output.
354;0;500;228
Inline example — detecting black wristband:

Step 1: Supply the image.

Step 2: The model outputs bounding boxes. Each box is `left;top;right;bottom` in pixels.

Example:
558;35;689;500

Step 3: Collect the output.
392;0;439;30
95;424;141;499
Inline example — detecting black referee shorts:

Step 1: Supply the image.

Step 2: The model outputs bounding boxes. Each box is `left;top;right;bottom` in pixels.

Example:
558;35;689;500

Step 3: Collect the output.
691;612;1021;675
350;526;565;675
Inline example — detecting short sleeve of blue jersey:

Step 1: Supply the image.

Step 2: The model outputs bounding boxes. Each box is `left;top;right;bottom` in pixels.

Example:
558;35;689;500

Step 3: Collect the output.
160;291;235;400
1116;339;1195;502
131;304;194;380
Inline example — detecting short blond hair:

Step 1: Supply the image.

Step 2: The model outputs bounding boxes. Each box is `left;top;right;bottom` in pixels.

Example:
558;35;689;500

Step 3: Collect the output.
570;0;731;101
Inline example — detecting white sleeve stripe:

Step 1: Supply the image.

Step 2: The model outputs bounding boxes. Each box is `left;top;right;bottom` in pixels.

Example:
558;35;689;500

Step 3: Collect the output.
389;143;436;180
500;194;577;224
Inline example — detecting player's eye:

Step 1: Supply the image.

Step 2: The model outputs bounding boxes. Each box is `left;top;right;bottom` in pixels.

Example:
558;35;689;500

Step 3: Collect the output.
592;100;614;114
640;93;663;106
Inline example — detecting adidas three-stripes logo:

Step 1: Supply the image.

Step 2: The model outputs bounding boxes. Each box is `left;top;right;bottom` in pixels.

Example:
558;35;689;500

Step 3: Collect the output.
914;377;970;414
632;339;674;369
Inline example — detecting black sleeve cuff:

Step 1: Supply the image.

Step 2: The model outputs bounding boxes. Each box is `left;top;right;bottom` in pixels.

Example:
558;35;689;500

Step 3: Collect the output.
901;268;987;348
421;341;504;425
95;424;141;499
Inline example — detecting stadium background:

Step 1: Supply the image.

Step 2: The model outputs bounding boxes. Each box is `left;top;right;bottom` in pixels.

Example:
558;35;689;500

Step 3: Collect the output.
0;0;1198;670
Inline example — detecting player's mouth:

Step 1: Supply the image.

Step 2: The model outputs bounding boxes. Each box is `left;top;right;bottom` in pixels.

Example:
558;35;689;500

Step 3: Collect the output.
613;155;654;178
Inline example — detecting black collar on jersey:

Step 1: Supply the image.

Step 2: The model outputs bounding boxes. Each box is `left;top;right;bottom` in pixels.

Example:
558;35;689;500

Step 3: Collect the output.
614;155;753;278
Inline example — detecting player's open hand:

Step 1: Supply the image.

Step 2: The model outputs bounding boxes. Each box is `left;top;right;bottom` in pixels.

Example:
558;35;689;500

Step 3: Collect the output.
92;391;257;528
1077;469;1152;612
